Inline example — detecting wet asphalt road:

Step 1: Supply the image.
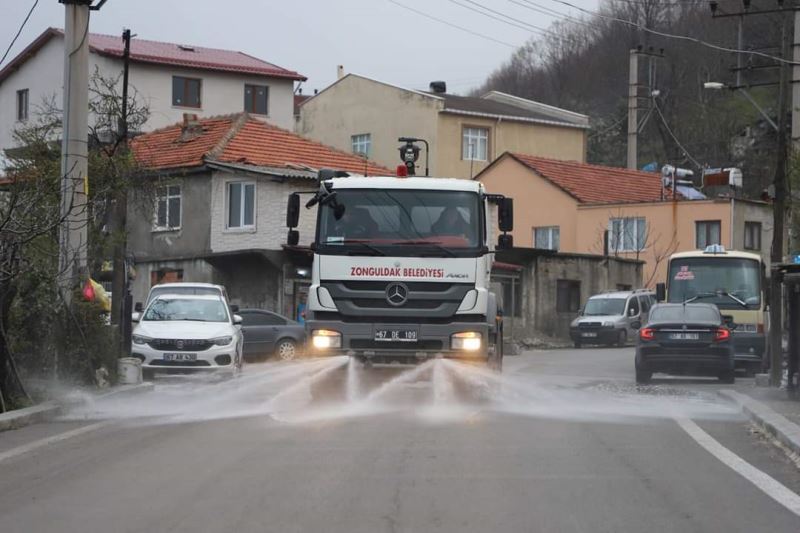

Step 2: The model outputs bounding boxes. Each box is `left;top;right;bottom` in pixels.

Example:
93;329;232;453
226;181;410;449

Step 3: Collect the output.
1;347;799;533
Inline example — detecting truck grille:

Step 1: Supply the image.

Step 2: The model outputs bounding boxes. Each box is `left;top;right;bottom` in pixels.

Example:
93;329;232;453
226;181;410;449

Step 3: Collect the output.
320;280;472;319
350;339;444;350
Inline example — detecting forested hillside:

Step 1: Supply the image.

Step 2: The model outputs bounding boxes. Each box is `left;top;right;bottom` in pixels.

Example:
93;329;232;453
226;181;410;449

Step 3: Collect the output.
477;0;785;197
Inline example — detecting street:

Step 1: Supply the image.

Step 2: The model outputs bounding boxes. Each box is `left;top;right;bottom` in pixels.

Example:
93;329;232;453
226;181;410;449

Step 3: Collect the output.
1;347;800;533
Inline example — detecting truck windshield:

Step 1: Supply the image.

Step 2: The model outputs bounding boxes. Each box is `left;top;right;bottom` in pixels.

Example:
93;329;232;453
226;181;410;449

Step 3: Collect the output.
667;257;761;309
317;189;482;254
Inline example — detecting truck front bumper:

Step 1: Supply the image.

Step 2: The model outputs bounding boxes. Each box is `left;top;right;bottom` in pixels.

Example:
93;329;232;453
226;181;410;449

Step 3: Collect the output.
305;319;491;362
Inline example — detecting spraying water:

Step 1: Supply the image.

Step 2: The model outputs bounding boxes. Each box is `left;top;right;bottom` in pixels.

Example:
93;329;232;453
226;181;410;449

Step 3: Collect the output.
59;356;740;428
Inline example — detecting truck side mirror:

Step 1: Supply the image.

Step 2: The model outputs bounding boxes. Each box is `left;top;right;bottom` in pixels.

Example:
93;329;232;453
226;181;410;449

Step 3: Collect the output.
498;198;513;232
497;233;513;250
655;282;666;302
287;229;299;246
286;193;300;228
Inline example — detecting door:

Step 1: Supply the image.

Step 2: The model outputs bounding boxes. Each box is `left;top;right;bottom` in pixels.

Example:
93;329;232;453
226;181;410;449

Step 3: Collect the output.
240;311;286;356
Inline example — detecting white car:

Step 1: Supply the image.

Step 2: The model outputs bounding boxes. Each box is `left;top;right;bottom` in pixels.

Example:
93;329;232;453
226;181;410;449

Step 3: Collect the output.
131;293;244;376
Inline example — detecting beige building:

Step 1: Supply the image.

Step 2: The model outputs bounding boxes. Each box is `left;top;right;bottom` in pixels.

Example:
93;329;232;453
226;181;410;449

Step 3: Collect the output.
297;74;588;178
477;153;774;286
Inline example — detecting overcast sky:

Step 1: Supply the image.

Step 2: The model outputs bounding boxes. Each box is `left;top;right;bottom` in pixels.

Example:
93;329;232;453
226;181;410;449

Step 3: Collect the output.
1;0;598;95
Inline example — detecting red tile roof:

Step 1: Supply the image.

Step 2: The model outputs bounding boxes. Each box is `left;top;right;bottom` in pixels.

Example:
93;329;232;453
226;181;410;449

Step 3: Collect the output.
0;28;305;84
505;153;678;204
131;113;392;176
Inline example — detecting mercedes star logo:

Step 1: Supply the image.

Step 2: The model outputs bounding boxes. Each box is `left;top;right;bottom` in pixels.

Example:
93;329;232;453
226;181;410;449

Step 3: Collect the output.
176;340;185;350
385;282;409;307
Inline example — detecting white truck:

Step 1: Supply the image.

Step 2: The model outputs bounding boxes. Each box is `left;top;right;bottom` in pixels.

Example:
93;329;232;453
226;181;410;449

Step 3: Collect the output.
286;169;513;370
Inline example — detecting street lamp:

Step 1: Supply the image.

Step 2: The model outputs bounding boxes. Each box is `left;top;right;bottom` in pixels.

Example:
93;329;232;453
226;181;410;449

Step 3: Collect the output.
703;82;778;132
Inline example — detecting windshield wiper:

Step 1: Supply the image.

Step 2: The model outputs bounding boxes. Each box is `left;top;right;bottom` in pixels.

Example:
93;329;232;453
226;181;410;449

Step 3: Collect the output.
389;240;457;257
339;240;385;256
684;291;748;308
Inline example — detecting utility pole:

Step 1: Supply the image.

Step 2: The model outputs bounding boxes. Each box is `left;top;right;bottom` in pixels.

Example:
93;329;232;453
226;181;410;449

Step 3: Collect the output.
58;0;92;301
793;9;800;148
771;22;791;386
627;49;638;170
111;29;132;354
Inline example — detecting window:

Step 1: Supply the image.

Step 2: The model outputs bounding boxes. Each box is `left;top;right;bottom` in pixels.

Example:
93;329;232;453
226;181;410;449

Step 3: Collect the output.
351;133;371;157
172;76;202;108
556;279;581;313
244;84;269;115
626;296;640;317
497;276;523;318
534;226;560;250
744;221;762;251
639;295;651;313
16;89;28;121
462;127;488;161
227;181;256;229
155;185;181;230
609;217;646;252
240;311;285;326
696;220;721;249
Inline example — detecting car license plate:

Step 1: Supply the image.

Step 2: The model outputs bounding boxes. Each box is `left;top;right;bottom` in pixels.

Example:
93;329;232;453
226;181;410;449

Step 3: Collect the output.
581;332;598;338
163;353;197;361
669;333;699;340
374;329;418;342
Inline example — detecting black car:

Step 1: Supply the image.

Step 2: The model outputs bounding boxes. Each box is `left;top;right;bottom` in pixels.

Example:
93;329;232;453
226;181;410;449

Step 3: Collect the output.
238;309;306;361
635;303;735;384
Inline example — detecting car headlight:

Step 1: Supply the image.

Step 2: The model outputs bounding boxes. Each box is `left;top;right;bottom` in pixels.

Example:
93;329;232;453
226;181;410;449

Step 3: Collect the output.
211;336;233;346
451;331;482;351
132;334;152;345
312;329;341;349
603;321;614;327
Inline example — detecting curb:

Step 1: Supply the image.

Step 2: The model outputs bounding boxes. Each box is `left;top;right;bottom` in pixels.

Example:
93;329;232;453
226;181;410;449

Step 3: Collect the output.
0;402;61;432
94;382;154;400
0;382;153;433
719;389;800;457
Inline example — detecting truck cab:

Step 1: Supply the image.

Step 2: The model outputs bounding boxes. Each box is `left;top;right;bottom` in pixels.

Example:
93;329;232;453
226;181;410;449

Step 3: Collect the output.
286;172;513;369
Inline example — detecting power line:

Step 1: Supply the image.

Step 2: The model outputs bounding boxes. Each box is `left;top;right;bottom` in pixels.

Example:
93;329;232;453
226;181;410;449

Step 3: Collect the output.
0;0;39;67
652;98;702;168
446;0;553;37
546;0;800;65
510;0;595;28
387;0;518;48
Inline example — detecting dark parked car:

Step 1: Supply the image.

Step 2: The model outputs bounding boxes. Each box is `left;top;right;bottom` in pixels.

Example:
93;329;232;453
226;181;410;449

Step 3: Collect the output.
635;303;735;384
238;309;306;361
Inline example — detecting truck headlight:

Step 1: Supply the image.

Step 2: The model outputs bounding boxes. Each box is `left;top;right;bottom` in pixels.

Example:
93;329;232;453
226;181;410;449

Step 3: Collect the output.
211;336;233;346
451;331;482;351
312;329;341;349
132;334;152;345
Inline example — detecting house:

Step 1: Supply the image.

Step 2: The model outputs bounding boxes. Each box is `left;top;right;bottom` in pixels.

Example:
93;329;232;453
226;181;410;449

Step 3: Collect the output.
296;73;589;179
0;27;305;155
128;112;390;318
476;152;774;286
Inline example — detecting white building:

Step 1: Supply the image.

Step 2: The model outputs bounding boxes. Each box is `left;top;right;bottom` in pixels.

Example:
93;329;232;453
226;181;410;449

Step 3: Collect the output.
0;27;305;156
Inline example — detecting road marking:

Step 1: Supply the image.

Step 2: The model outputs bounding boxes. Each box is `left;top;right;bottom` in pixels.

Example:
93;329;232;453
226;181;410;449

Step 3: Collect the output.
676;417;800;517
0;422;107;465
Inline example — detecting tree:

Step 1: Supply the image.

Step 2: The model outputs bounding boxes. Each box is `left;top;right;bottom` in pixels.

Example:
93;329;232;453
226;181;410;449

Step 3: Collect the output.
0;70;150;411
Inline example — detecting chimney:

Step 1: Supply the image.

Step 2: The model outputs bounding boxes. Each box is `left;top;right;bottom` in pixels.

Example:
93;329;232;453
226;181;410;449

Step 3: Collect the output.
337;65;345;79
180;113;202;141
429;81;447;94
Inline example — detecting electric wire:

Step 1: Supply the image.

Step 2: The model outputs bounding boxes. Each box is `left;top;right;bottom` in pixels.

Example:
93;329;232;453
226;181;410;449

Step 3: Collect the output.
653;98;702;168
0;0;39;67
387;0;518;48
546;0;800;65
446;0;555;36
